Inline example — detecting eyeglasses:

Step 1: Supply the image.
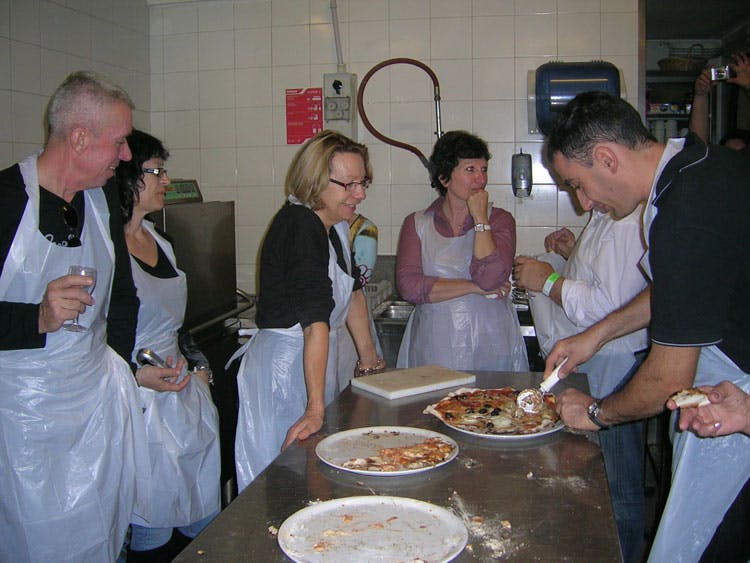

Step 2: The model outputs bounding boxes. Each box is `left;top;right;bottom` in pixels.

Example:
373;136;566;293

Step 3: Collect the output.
143;167;168;178
329;177;371;192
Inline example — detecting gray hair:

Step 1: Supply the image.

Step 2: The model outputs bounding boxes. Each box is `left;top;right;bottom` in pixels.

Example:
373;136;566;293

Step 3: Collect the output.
45;70;134;142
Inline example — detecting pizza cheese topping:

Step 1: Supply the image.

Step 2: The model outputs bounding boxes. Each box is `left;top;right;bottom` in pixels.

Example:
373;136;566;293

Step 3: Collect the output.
424;387;561;436
341;437;455;472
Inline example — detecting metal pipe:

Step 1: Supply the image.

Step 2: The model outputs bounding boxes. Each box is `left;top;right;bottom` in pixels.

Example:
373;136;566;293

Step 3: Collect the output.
329;0;345;72
356;58;443;171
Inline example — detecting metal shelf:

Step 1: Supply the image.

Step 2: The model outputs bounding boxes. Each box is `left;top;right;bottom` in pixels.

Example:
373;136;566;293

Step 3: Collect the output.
646;70;699;83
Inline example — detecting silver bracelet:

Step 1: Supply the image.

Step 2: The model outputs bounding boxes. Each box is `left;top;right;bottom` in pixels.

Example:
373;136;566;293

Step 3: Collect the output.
354;358;386;378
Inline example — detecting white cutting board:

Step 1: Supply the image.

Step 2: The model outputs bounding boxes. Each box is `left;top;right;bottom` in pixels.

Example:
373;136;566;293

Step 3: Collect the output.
350;365;476;399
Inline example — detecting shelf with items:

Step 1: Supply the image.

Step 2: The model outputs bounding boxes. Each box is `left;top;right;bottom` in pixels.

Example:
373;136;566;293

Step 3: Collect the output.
646;70;701;84
646;102;691;120
645;71;697;140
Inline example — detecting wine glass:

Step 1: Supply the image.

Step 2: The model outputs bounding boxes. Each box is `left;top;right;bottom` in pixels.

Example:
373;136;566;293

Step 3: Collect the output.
63;265;97;332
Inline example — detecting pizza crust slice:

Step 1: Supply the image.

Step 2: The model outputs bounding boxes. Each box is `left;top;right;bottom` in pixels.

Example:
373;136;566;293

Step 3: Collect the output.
670;388;711;408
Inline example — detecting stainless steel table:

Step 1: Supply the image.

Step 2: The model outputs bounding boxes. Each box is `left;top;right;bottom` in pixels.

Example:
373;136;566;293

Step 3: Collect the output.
174;371;621;562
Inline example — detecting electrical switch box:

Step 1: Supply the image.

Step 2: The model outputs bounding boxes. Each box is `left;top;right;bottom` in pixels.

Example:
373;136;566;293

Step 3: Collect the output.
323;72;357;139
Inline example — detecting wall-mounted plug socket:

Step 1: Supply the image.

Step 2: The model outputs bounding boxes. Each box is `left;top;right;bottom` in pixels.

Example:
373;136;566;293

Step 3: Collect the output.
324;72;357;139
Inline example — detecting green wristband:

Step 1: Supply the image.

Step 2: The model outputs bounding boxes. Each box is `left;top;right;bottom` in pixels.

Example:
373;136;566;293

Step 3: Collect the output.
542;272;560;296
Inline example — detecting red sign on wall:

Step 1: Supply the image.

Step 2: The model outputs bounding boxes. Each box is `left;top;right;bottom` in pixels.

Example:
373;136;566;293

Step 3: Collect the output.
286;88;323;144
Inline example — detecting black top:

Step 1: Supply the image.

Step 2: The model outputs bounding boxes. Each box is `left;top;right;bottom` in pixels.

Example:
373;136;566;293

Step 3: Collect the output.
131;240;179;279
129;230;208;370
255;202;361;329
649;134;750;373
0;163;139;365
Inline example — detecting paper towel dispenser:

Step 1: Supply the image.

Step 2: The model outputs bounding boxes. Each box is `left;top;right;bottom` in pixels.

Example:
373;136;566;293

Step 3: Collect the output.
528;61;621;136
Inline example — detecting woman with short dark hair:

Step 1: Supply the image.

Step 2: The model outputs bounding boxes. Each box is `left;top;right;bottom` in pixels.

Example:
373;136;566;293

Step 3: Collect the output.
115;129;221;561
396;131;528;371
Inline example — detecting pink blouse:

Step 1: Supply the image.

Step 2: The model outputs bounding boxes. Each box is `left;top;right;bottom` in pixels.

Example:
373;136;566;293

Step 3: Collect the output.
396;197;516;304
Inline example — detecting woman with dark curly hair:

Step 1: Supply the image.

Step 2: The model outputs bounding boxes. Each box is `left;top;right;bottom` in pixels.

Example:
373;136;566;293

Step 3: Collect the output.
396;131;528;371
114;129;221;561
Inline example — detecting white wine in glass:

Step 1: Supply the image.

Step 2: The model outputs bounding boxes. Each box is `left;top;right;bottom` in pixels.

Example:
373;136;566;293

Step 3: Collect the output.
63;265;97;332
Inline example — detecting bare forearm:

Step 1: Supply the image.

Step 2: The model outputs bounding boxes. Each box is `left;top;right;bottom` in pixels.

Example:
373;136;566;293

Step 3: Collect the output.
689;93;710;143
346;290;379;364
601;344;699;424
587;286;651;350
302;322;329;411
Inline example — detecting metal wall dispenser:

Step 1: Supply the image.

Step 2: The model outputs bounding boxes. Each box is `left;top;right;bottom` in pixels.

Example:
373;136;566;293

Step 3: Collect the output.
511;149;533;198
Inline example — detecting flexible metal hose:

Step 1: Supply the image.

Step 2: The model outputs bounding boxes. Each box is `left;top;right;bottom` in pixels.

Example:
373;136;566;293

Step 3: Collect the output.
356;58;443;171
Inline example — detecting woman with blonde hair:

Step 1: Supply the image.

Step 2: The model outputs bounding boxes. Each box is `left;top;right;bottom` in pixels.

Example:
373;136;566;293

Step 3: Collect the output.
231;130;383;490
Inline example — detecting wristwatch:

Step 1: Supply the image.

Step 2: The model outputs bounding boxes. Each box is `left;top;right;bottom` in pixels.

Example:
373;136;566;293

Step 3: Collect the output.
474;223;492;232
194;365;214;386
587;399;610;429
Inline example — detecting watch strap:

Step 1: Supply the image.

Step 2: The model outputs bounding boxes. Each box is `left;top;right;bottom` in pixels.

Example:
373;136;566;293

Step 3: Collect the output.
587;399;610;429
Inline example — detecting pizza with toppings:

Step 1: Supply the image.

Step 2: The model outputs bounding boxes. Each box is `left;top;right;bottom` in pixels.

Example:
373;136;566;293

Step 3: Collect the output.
424;387;561;436
341;436;455;472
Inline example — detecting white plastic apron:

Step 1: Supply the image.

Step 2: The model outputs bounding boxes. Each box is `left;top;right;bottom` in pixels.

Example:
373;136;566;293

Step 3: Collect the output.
129;222;220;528
397;210;528;371
231;217;354;491
640;168;750;561
648;347;750;561
530;211;648;398
0;154;150;563
529;255;643;398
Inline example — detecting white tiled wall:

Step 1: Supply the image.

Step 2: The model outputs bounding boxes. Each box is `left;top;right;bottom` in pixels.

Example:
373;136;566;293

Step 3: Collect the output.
1;0;641;294
0;0;151;166
151;0;641;293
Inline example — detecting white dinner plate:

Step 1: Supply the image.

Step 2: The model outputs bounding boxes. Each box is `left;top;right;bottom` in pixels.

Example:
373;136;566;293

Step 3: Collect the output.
277;495;468;563
443;418;565;441
315;426;458;476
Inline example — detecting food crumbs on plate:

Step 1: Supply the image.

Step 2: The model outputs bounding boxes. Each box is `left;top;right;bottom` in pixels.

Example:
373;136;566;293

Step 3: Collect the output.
501;520;512;529
386;516;398;523
369;522;384;529
342;514;353;523
313;540;327;552
323;529;349;537
472;515;485;524
267;525;279;536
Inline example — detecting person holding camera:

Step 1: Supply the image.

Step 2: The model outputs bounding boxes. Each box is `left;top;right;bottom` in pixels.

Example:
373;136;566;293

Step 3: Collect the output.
689;51;750;149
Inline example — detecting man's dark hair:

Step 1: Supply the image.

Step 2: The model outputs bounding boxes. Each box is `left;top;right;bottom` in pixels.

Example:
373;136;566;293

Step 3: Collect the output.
429;131;491;196
544;92;656;166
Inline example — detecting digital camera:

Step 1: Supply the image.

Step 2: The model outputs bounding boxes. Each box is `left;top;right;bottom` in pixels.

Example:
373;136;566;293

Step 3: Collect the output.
710;65;730;81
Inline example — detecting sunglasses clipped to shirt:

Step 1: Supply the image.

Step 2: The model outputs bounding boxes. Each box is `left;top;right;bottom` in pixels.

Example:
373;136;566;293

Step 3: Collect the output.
61;202;81;247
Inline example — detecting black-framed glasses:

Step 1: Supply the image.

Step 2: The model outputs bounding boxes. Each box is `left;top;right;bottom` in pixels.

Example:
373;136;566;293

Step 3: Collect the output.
143;167;168;178
329;177;371;192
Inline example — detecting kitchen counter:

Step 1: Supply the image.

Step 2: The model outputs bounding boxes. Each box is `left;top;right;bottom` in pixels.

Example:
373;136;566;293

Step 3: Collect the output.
174;371;621;562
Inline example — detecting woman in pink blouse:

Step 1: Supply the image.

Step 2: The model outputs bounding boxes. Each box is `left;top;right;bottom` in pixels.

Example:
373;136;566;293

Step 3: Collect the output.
396;131;528;371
